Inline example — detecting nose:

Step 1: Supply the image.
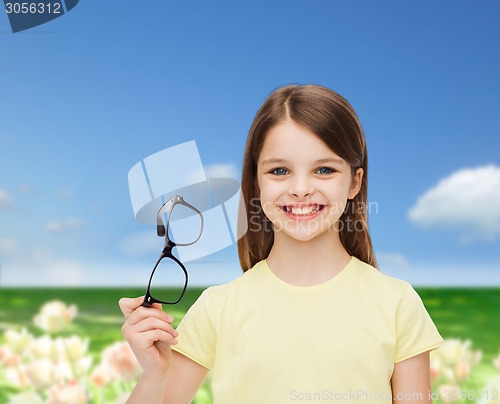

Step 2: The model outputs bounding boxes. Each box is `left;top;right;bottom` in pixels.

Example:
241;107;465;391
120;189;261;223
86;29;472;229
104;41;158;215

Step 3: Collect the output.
289;174;313;198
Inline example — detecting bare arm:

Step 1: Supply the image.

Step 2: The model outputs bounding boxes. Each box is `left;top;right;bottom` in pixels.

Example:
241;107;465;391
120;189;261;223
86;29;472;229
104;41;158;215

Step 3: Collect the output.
126;351;208;404
391;351;432;403
119;297;209;404
162;351;208;404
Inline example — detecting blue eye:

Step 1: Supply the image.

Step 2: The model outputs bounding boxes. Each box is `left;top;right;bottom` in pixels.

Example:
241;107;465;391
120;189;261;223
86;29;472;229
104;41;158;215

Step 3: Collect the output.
316;167;335;175
271;167;289;176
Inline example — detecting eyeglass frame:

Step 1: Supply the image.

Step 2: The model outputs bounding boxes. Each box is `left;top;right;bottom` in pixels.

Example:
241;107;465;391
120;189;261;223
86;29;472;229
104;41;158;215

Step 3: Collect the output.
142;195;204;307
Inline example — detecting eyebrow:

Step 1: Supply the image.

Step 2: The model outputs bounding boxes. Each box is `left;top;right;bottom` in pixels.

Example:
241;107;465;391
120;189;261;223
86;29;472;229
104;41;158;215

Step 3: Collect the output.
260;157;345;165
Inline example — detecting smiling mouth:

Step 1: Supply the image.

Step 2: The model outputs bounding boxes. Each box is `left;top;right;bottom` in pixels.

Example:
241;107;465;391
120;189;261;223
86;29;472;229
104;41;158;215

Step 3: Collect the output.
280;204;326;217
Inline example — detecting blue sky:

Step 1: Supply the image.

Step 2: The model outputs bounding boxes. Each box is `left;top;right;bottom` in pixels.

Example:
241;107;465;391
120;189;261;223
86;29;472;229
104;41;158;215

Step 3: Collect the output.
1;1;499;286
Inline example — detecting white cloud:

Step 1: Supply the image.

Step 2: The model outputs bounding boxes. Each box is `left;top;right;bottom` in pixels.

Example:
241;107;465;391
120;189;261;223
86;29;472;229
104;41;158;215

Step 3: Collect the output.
45;219;86;235
373;253;500;286
36;255;83;286
118;231;161;257
0;243;149;286
57;189;73;200
0;189;14;209
408;164;500;241
188;163;240;183
394;262;500;286
17;184;41;196
2;248;84;286
0;237;18;254
376;253;411;271
204;163;239;179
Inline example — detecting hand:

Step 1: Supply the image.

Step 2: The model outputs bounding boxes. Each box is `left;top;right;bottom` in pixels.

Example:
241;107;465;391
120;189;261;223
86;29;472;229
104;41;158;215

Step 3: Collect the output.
119;296;178;380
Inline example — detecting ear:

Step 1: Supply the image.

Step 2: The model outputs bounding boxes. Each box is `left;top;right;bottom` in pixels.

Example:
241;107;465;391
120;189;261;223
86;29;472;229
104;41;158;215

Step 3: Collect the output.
348;168;364;200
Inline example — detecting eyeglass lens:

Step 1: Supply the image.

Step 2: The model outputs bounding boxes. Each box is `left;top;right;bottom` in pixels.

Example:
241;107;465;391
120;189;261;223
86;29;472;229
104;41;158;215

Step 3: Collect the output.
148;257;187;304
162;201;203;245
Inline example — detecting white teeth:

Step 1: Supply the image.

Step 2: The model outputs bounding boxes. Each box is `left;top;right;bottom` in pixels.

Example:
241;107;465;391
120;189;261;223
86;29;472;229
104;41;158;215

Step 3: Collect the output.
285;206;319;215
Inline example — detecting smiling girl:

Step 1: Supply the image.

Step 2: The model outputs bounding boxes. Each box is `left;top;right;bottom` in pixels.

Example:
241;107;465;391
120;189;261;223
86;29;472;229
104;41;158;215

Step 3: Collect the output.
120;84;444;403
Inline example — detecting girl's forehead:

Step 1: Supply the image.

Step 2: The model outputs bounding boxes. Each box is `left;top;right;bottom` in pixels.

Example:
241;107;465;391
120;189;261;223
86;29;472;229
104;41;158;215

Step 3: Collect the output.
258;120;346;164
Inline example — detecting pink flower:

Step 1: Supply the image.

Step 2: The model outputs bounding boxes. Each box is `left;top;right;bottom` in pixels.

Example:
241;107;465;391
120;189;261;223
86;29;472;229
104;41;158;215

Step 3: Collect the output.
90;363;114;386
0;346;21;367
493;352;500;370
6;390;44;404
430;361;440;380
5;328;33;355
47;380;88;404
25;358;56;389
5;366;28;388
454;362;470;381
100;341;141;381
430;338;482;384
33;301;77;333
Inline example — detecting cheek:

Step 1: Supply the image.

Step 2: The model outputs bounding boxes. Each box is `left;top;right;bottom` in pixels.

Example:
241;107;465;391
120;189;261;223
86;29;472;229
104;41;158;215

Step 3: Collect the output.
322;183;351;214
259;190;278;217
258;176;278;199
326;200;348;217
258;181;283;217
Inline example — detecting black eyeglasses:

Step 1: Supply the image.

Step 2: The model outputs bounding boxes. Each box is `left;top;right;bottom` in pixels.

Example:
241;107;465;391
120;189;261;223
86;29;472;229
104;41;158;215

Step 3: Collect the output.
142;195;204;307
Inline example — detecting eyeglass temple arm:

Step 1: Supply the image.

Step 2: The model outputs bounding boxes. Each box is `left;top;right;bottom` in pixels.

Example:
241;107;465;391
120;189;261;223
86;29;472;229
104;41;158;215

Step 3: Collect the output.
157;199;175;237
177;198;205;243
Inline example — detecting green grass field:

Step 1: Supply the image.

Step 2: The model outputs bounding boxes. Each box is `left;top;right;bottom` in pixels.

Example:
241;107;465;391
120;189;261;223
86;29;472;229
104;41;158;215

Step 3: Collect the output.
0;287;204;358
1;287;499;400
417;288;500;364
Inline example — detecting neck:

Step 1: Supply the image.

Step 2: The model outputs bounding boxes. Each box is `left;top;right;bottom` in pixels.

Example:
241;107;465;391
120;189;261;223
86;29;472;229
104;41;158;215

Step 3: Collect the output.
266;228;352;286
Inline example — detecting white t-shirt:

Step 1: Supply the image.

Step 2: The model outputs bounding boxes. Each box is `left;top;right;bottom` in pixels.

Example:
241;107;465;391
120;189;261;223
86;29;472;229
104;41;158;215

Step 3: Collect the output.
172;256;444;403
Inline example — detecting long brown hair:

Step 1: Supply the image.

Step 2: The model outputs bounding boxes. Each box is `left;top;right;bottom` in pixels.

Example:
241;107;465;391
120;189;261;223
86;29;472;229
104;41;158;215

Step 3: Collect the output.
237;84;377;271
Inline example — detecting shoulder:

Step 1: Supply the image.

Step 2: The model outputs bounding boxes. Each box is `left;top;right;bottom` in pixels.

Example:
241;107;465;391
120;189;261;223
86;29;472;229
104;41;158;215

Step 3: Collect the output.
350;257;413;299
350;258;432;326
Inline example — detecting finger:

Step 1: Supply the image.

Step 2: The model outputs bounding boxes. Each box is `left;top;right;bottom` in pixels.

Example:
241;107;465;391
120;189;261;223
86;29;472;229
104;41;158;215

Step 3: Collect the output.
125;306;174;328
119;297;172;322
118;296;145;318
135;329;178;348
129;317;179;338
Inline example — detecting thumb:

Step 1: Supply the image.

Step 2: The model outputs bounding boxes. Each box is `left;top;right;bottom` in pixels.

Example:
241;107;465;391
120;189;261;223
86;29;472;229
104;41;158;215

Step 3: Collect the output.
118;296;145;318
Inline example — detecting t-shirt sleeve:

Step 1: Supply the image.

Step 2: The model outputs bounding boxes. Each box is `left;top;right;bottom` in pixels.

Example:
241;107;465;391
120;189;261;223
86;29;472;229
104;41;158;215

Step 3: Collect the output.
394;283;444;363
171;288;217;370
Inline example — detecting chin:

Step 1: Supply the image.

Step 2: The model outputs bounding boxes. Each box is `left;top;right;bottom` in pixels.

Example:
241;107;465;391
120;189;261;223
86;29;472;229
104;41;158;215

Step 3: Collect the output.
277;229;329;243
270;217;338;243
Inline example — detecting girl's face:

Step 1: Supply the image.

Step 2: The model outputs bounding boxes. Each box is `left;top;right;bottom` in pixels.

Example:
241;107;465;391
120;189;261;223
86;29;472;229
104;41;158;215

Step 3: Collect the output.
256;119;363;243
